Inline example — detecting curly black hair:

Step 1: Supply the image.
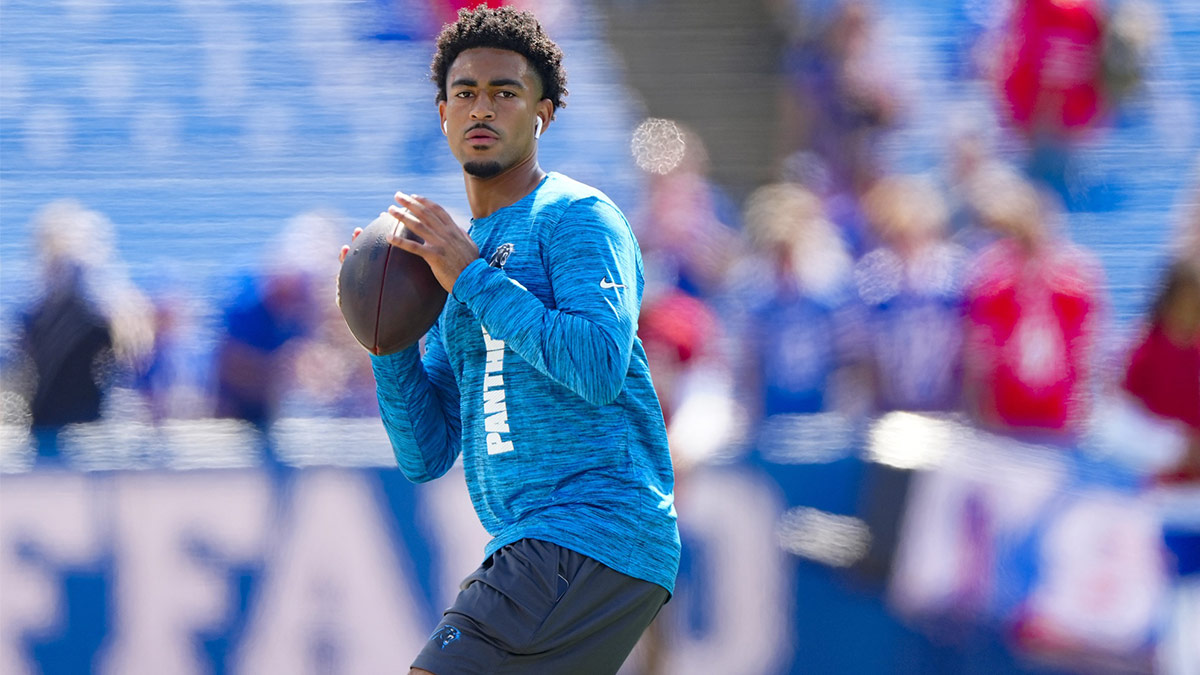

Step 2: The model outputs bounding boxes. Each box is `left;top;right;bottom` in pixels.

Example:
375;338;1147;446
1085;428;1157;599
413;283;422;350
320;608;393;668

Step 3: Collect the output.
431;5;568;118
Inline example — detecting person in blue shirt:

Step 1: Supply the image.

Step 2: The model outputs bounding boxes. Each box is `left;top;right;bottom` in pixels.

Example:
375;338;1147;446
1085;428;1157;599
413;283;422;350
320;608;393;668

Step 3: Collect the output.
339;7;679;674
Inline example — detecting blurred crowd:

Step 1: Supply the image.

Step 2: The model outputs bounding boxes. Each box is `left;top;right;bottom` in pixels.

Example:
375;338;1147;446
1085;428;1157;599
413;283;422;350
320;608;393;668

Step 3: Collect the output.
623;3;1197;666
1;201;379;465
633;120;1198;480
1;0;1197;485
631;0;1200;485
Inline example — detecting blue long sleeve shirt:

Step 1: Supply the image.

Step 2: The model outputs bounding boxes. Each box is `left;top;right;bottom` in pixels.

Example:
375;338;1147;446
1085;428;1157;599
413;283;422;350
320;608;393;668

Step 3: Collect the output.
370;172;680;593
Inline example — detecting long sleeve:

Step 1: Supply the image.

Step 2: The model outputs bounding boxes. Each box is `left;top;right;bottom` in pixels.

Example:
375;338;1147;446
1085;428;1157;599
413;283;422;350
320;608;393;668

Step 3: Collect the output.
451;198;640;406
391;175;681;595
370;319;462;482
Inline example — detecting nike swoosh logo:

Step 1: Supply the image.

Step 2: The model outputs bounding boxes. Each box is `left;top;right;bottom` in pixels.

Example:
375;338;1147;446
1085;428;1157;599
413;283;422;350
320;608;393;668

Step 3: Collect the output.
649;485;677;517
600;278;625;289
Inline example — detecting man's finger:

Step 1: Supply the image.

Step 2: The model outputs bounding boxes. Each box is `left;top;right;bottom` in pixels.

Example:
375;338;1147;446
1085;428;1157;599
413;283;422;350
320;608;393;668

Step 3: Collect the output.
339;226;365;264
396;193;453;231
387;232;429;260
409;195;457;230
388;205;434;241
394;192;431;222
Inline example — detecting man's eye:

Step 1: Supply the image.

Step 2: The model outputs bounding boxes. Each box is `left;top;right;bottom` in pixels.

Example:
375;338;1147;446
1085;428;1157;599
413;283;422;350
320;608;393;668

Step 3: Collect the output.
455;91;473;98
497;91;516;98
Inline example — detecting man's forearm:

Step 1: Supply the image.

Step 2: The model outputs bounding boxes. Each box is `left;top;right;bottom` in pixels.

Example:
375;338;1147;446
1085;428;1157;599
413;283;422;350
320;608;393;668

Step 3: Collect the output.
371;346;462;481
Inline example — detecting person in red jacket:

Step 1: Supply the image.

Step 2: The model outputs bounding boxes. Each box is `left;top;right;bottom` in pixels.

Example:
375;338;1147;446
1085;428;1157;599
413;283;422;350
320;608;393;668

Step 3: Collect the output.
962;167;1105;439
1123;260;1200;482
1000;0;1108;137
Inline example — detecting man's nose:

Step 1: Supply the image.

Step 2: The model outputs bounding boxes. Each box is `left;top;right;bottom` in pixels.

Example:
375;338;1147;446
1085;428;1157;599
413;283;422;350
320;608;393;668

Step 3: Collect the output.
469;97;495;120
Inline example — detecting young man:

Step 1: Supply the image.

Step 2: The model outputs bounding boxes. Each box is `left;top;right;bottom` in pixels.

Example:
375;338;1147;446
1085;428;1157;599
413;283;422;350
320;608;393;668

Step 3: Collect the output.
340;6;679;674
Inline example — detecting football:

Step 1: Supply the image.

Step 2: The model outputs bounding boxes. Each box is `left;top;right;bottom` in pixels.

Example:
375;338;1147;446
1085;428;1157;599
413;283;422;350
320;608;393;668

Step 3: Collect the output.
337;212;447;355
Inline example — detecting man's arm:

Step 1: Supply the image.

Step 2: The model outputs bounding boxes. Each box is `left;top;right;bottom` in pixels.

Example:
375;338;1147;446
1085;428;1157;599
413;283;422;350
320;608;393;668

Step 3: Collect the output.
385;193;641;406
452;198;640;406
370;319;462;482
340;222;461;480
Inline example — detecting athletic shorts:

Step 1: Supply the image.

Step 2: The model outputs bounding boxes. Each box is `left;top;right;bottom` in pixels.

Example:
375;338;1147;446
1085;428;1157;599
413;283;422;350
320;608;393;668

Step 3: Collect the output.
412;538;669;675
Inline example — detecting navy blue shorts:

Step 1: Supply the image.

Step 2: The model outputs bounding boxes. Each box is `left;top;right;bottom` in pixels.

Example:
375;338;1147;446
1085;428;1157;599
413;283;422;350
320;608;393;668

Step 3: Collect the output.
412;539;669;675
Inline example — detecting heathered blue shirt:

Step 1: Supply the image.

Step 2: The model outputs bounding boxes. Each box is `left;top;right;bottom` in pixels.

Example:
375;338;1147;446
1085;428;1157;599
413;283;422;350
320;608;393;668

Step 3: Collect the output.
370;172;680;594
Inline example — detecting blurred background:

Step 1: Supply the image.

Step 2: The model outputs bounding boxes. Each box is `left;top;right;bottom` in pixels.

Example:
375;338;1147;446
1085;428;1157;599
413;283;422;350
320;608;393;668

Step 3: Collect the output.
1;0;1198;673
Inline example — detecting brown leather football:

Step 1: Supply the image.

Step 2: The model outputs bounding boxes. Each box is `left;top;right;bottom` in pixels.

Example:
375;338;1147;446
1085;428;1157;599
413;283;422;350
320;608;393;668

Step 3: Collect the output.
337;212;447;355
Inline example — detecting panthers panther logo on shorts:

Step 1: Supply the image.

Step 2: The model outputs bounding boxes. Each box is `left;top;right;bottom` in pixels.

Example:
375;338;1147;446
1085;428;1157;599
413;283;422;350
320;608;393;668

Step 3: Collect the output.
430;625;461;649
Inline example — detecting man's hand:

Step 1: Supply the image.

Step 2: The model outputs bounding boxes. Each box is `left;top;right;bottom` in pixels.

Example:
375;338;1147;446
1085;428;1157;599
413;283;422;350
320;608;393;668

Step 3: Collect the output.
335;226;364;309
338;227;364;264
387;193;479;293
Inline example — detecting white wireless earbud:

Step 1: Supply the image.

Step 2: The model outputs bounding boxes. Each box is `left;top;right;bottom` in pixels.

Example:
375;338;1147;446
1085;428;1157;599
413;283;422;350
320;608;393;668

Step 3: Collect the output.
442;120;448;135
534;117;543;139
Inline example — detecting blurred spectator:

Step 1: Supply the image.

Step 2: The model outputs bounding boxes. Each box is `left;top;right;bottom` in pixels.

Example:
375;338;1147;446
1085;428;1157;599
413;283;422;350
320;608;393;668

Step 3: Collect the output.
996;0;1108;139
780;149;874;257
940;113;1007;253
213;210;376;433
288;293;380;418
855;174;968;413
640;291;716;429
631;119;742;300
988;0;1157;205
961;167;1105;439
133;291;211;422
18;268;113;462
11;201;152;463
213;272;312;428
992;0;1107;200
777;0;901;195
1100;0;1160;106
1122;260;1200;483
285;210;381;417
728;182;864;420
945;124;990;234
639;289;738;470
213;212;338;433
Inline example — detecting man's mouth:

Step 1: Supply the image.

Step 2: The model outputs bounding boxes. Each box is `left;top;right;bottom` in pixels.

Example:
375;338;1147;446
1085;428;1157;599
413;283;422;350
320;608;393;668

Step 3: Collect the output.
466;126;499;143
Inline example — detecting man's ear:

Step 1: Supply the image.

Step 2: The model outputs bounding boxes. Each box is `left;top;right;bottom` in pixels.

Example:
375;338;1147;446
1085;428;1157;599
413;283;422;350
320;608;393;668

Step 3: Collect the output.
536;98;554;133
438;100;447;135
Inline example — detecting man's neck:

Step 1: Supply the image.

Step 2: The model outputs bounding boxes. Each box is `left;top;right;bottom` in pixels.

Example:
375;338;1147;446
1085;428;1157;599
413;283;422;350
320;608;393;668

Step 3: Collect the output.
464;153;547;220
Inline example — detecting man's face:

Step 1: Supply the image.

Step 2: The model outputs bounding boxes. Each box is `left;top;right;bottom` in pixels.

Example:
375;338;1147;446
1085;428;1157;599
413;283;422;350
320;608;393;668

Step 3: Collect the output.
440;48;546;178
